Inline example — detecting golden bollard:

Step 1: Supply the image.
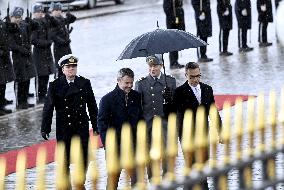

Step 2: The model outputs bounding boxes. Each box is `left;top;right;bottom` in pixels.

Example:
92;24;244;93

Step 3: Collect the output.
150;116;163;185
15;151;26;190
257;93;266;153
55;142;70;190
209;104;220;169
106;129;120;190
182;110;194;175
235;98;243;161
218;102;231;190
36;147;47;190
71;136;85;190
135;121;148;190
121;123;135;189
192;106;208;190
88;135;99;190
0;158;6;190
165;113;178;182
279;88;284;145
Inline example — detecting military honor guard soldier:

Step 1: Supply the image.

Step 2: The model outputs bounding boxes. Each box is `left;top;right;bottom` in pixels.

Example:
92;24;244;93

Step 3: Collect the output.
0;10;14;115
49;2;76;78
9;7;38;109
41;54;98;181
31;4;55;104
192;0;213;62
257;0;273;47
235;0;254;52
217;0;233;56
163;0;185;69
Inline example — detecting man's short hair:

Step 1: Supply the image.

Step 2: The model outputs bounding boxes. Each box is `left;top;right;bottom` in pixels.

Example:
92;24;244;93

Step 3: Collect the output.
117;68;134;79
185;62;200;71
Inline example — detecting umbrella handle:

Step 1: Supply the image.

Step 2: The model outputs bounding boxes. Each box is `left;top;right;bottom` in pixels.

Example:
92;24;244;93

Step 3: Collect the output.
161;54;168;88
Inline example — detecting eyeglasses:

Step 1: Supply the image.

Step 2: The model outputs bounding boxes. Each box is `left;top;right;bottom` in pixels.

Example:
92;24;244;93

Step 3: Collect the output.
189;74;201;79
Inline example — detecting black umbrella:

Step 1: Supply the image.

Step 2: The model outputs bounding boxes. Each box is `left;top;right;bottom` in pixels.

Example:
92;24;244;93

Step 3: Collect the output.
117;28;207;60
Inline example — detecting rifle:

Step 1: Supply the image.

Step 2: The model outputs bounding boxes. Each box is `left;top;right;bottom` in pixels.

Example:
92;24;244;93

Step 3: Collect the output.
6;2;10;23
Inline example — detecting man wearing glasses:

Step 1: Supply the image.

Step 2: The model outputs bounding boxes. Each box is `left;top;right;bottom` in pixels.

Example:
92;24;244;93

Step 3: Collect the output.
172;62;221;189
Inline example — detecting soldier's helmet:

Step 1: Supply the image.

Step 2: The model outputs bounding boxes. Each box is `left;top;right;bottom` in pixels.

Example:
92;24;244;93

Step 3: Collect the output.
58;54;79;67
11;7;24;17
146;54;163;65
33;4;44;13
49;2;63;12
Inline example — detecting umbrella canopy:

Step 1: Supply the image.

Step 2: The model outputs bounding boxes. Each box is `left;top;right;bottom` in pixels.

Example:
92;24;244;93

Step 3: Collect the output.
118;28;207;60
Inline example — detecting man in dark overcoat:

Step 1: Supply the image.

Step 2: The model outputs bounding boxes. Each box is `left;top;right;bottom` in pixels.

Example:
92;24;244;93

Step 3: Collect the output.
41;54;98;178
257;0;273;47
98;68;143;188
31;4;55;104
173;62;221;189
163;0;185;69
9;7;37;109
49;2;76;78
217;0;233;56
235;0;254;52
0;11;15;115
192;0;213;62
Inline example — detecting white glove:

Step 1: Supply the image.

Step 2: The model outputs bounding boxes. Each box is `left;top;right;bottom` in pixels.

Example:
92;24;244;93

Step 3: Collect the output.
260;4;267;11
199;12;205;20
223;8;229;16
241;9;248;16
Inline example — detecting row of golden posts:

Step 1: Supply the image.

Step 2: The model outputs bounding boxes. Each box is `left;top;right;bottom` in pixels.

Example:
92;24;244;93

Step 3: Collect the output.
1;90;284;189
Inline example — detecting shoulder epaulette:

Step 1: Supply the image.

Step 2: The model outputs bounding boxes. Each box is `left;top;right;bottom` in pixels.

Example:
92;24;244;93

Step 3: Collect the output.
138;77;146;81
78;75;86;79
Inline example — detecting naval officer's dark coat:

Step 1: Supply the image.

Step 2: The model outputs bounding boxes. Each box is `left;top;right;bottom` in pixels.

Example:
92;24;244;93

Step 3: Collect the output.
41;75;98;142
97;85;143;149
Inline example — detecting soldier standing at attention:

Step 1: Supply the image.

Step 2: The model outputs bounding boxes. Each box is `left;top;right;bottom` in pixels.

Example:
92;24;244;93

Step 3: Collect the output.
235;0;254;52
0;10;15;115
217;0;233;56
9;7;37;109
135;54;176;178
192;0;213;62
41;54;98;183
257;0;273;47
31;4;55;104
49;2;76;78
163;0;185;69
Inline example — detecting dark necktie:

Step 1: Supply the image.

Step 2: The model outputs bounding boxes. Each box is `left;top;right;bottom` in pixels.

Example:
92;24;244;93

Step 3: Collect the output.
69;82;74;87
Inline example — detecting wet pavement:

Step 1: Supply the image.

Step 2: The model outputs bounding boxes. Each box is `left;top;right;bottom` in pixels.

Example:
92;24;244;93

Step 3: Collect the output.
1;0;284;189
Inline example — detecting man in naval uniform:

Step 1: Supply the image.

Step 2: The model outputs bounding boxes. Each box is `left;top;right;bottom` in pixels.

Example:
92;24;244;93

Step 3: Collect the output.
135;54;176;178
41;54;98;182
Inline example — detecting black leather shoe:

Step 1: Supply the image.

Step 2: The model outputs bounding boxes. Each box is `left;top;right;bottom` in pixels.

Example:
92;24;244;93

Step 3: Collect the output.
198;56;213;62
259;42;273;47
170;62;185;69
239;46;253;52
0;108;12;116
219;51;233;56
4;98;13;105
17;103;34;110
28;93;34;98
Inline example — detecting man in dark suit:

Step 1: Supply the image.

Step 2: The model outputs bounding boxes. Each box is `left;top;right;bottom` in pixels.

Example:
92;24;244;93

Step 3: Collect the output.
173;62;221;189
98;68;143;188
41;54;98;180
163;0;185;69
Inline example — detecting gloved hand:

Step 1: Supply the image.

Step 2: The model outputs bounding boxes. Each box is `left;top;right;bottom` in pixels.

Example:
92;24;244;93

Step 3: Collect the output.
163;87;173;104
241;9;248;16
260;4;267;11
25;16;32;24
41;132;49;140
199;12;205;20
223;8;229;16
